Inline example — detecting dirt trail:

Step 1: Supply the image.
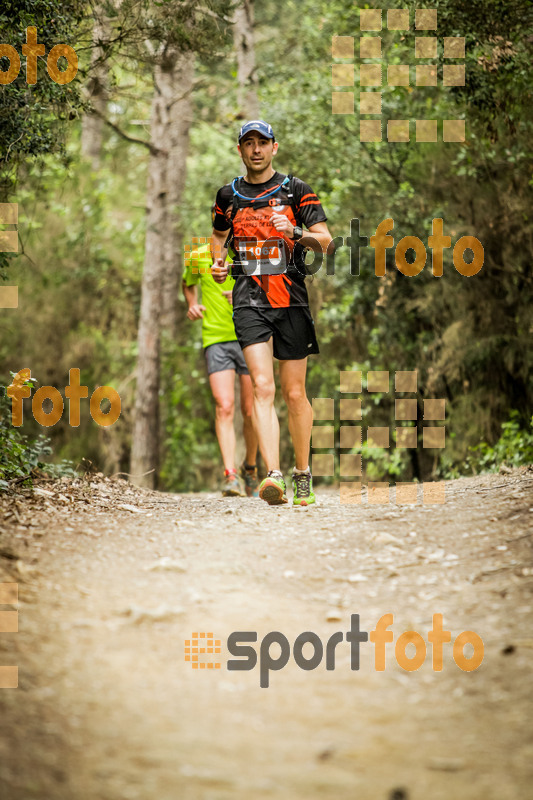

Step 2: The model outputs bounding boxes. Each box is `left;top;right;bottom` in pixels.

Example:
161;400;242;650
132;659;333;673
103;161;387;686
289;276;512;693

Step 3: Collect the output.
0;469;532;800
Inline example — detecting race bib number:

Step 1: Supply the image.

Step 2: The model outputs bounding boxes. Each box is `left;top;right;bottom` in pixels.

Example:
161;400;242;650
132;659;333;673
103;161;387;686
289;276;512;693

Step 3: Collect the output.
237;238;288;276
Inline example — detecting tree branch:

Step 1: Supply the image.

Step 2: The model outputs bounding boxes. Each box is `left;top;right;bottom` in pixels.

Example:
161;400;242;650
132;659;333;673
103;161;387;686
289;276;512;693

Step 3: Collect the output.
92;108;165;156
167;78;204;109
195;6;234;24
360;142;402;188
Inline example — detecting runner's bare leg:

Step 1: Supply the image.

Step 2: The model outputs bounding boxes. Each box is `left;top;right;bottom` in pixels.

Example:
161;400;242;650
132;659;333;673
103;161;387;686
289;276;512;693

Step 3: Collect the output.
239;373;259;465
209;369;237;472
279;358;312;471
242;339;280;471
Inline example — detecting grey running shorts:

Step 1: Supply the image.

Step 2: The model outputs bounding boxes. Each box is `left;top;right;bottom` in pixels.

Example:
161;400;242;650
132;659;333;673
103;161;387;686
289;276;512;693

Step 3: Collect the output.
204;340;249;375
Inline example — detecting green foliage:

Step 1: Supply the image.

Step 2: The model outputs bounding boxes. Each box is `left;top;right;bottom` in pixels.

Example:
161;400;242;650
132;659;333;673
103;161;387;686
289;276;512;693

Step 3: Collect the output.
160;341;220;491
0;0;86;280
0;135;147;475
0;374;75;490
258;0;533;481
0;1;86;175
0;0;531;490
442;412;533;477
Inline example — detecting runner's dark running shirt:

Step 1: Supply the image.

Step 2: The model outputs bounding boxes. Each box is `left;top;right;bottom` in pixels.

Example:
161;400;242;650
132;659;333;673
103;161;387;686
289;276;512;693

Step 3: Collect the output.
213;171;327;309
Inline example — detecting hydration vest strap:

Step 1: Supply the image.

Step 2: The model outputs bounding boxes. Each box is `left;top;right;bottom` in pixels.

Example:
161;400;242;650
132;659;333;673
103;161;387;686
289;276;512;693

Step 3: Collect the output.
285;175;301;227
226;175;302;251
230;177;242;223
229;175;299;220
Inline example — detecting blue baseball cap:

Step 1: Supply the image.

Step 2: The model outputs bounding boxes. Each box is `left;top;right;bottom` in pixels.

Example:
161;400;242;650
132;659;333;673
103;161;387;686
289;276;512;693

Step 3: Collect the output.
238;120;276;142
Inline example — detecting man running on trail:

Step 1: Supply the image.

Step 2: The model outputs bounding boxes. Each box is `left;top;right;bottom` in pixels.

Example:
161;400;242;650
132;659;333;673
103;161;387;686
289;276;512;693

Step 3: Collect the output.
211;120;332;506
183;210;259;497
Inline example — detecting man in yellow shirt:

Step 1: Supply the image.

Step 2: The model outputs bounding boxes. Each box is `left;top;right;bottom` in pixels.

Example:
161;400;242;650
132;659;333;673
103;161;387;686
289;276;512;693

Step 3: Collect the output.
183;233;259;497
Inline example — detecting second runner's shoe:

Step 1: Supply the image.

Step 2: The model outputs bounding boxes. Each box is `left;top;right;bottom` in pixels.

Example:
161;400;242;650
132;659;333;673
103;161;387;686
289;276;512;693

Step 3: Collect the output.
292;468;316;507
259;471;288;505
240;462;260;498
222;468;244;497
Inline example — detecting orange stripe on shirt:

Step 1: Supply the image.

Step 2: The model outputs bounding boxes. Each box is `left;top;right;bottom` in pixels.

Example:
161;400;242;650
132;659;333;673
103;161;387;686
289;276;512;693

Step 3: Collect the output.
251;183;284;201
300;200;322;207
252;274;292;308
299;193;318;203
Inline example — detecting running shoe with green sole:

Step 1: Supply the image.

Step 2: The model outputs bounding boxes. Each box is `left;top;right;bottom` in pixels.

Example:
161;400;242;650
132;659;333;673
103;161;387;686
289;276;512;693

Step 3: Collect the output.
240;462;260;498
292;469;316;506
259;471;288;505
222;469;244;497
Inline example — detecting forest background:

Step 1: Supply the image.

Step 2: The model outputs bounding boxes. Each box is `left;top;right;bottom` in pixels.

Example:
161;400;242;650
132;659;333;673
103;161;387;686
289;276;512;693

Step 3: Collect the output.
0;0;532;492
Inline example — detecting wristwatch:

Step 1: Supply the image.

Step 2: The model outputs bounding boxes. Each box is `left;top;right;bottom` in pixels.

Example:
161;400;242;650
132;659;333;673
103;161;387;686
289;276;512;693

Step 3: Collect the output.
292;226;303;240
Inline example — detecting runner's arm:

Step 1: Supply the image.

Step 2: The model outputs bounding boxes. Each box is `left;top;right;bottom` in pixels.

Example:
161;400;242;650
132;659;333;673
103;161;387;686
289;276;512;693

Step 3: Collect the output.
211;228;230;284
271;215;332;256
300;221;333;257
182;280;206;320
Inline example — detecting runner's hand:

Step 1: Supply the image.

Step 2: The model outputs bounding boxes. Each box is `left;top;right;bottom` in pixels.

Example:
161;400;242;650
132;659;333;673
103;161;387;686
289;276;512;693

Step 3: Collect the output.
187;304;206;320
221;290;233;306
271;213;294;238
211;258;228;284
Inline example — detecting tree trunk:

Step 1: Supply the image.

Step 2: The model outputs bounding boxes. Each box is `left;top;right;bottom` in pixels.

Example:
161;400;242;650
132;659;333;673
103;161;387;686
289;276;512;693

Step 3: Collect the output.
161;54;194;335
130;50;193;488
233;0;260;119
81;9;111;169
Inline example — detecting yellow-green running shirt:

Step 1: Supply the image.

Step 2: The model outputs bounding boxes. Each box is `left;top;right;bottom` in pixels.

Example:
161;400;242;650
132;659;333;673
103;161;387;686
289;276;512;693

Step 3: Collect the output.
183;243;237;349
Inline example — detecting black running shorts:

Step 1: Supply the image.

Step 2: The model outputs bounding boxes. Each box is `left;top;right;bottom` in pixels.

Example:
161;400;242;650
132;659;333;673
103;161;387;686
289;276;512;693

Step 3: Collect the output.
233;306;319;360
